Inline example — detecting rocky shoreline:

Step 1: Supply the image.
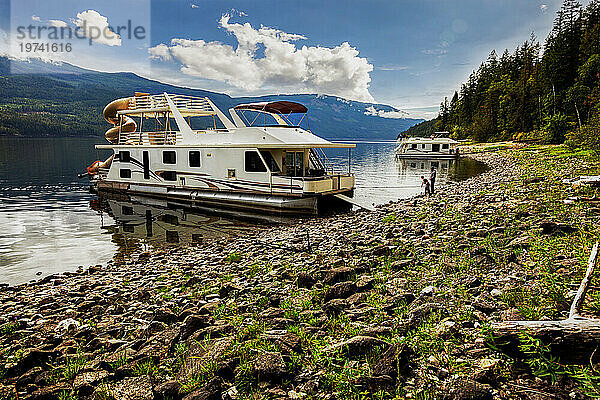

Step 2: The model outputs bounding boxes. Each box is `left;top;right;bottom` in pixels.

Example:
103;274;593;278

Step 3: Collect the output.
2;143;599;400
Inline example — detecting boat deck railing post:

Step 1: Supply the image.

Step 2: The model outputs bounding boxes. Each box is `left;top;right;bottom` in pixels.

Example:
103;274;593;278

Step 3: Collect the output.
139;113;143;144
118;115;123;144
348;148;351;174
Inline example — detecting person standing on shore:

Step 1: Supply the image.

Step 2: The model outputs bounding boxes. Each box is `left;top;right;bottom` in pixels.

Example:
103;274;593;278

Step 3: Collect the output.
421;176;431;196
430;166;437;194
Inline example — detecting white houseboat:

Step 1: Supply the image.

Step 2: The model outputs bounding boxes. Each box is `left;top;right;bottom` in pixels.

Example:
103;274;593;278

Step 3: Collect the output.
86;93;356;216
395;133;459;159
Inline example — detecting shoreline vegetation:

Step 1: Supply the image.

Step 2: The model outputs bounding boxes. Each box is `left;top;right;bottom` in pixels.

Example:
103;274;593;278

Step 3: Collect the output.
406;0;600;155
2;143;600;399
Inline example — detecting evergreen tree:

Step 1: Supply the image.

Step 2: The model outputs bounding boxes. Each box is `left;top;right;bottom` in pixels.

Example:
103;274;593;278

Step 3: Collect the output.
436;0;600;145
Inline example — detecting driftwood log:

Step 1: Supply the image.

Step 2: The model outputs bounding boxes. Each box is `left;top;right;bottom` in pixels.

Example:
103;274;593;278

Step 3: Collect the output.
563;176;600;186
491;242;600;364
564;196;600;204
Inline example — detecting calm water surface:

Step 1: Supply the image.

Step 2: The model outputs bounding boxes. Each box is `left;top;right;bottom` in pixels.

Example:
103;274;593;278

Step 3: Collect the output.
0;137;486;285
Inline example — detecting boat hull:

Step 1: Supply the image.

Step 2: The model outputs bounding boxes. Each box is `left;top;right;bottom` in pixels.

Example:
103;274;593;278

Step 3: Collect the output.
95;180;353;216
395;152;459;159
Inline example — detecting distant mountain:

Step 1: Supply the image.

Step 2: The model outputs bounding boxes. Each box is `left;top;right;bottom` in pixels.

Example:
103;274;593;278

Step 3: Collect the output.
0;57;422;141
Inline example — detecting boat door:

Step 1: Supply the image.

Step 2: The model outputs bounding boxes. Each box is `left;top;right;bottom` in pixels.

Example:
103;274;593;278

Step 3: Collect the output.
431;144;440;152
285;151;304;176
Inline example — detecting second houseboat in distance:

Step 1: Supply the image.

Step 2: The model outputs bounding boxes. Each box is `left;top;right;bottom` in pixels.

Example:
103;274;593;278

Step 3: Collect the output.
87;92;356;216
395;132;459;159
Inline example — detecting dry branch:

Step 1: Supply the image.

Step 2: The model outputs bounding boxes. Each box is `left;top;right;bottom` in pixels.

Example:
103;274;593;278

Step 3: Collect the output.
491;242;600;364
570;242;599;318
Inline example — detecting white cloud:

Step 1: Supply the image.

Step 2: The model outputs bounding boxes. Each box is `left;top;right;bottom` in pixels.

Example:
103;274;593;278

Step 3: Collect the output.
364;105;408;119
0;29;10;58
540;4;548;13
73;10;121;46
422;49;447;56
191;3;199;8
148;14;374;102
49;20;68;28
407;110;437;120
401;106;439;120
377;65;408;71
30;15;68;29
149;43;172;61
0;27;73;64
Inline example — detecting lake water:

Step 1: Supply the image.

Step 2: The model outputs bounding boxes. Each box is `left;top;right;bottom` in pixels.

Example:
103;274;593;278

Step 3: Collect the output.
0;137;486;285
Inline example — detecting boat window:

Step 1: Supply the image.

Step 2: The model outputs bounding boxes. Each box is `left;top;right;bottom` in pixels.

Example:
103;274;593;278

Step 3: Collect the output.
189;151;201;167
442;144;449;149
245;151;267;172
421;144;426;149
163;151;176;164
286;152;294;173
411;144;417;149
119;151;130;163
120;169;131;178
295;152;304;176
159;214;179;225
122;206;133;215
162;171;177;181
260;150;280;172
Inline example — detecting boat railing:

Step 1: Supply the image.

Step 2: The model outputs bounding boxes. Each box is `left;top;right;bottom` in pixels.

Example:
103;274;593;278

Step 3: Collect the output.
117;128;232;145
270;173;352;195
98;167;110;179
127;94;214;114
311;148;335;174
119;130;183;145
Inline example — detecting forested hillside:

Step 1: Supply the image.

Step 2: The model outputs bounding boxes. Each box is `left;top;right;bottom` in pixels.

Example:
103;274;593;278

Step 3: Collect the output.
0;58;421;141
401;118;439;138
435;0;600;148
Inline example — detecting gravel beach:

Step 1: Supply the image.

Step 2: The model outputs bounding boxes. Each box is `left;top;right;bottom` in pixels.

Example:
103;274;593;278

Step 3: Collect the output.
2;143;599;400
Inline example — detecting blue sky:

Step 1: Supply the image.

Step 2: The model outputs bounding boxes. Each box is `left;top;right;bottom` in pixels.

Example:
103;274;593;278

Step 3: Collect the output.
1;0;575;118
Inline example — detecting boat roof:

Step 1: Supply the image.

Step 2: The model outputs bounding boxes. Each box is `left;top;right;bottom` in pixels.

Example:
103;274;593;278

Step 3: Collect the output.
400;137;458;144
234;101;308;114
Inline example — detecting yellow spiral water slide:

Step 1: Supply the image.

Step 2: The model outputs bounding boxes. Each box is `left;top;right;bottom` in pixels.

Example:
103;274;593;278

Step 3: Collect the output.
103;97;137;143
87;95;141;174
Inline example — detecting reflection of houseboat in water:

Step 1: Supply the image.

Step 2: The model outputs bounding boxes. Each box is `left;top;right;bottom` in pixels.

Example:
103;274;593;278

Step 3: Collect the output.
396;157;488;182
90;194;264;246
396;159;452;175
